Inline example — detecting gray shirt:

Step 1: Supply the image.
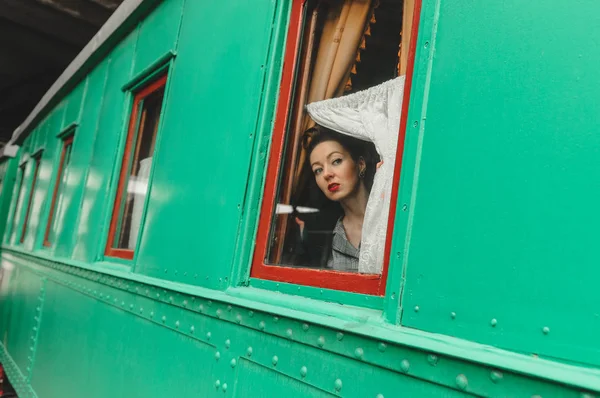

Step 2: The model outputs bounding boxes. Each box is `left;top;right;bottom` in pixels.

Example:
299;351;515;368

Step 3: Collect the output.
327;218;359;272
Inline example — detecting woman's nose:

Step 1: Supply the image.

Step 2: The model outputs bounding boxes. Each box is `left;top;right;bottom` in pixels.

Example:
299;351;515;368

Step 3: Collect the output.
323;167;334;180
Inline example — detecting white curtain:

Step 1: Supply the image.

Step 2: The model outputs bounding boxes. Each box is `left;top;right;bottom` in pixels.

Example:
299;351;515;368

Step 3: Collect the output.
306;76;405;274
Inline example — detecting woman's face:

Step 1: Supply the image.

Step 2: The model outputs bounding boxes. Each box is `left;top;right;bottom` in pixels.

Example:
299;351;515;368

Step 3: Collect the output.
310;140;364;201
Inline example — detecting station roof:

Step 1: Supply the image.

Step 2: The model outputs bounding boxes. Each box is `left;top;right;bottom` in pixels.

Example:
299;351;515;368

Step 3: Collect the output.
0;0;124;148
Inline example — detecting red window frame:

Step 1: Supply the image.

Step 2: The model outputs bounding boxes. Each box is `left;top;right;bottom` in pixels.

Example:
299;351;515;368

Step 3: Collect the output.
105;74;167;260
43;135;74;247
20;153;42;244
250;0;422;295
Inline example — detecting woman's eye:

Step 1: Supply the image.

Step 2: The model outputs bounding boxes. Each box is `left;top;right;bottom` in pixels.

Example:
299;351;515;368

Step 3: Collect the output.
332;158;342;165
313;168;323;175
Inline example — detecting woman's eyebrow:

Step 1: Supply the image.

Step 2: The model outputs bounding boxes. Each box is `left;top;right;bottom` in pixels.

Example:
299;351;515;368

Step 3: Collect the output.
326;151;344;159
310;160;323;167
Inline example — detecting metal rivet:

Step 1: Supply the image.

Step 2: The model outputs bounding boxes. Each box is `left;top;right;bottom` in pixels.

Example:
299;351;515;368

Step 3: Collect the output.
206;332;212;340
225;339;231;349
456;374;468;390
402;204;408;211
236;314;242;323
273;316;279;322
400;359;410;373
414;305;420;312
230;359;237;368
336;332;344;341
491;318;497;327
317;336;325;347
246;346;253;356
169;296;173;302
300;366;308;377
286;329;293;338
162;316;166;323
378;343;386;352
302;323;309;332
272;356;278;366
427;354;438;366
248;311;254;317
354;347;364;359
531;395;542;398
215;351;221;360
183;300;188;307
413;121;418;127
542;326;550;335
215;380;221;389
139;307;143;313
175;321;180;328
150;311;154;318
190;326;195;334
199;304;204;312
259;321;266;330
450;312;456;319
490;370;503;383
129;304;134;309
334;379;343;391
227;305;232;312
216;309;222;318
376;395;384;398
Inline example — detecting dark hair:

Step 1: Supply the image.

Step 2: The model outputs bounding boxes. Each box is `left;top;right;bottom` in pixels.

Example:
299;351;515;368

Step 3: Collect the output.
302;125;378;192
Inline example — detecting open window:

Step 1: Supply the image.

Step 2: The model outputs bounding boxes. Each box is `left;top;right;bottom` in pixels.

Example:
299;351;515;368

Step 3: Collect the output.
43;134;74;247
20;153;42;244
251;0;418;295
105;74;167;260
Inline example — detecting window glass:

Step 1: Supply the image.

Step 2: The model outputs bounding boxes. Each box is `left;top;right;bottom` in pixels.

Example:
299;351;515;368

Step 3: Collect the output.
20;155;42;243
106;75;166;258
265;0;405;274
8;164;26;242
44;136;74;247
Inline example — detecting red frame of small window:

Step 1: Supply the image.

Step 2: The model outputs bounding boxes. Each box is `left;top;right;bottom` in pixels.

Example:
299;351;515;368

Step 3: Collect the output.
250;0;422;295
105;74;167;260
43;135;74;247
20;153;42;244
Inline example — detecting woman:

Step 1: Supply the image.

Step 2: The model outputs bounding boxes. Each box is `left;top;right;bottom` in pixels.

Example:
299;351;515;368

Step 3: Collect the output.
298;126;378;272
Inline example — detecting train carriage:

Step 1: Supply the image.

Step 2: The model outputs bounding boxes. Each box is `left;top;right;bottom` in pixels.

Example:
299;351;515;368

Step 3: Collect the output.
0;0;598;396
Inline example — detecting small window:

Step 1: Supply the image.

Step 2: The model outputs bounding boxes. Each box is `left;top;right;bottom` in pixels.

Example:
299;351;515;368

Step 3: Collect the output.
43;135;74;247
20;153;42;244
105;74;167;260
8;163;26;242
251;0;416;294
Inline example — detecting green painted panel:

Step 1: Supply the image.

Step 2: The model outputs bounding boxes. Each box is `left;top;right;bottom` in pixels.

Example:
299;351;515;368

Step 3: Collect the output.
31;280;216;398
61;79;87;129
55;65;109;260
21;105;66;251
234;358;336;398
71;31;138;263
132;0;184;75
4;266;43;379
398;0;600;366
133;0;277;288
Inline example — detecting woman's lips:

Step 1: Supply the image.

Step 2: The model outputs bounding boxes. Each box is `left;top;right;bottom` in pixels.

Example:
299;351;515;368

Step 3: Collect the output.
328;183;340;192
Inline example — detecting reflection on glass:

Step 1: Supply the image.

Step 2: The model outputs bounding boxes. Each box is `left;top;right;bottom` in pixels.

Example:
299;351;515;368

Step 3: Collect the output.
44;136;73;247
266;0;403;273
8;164;26;242
20;155;42;243
112;85;164;251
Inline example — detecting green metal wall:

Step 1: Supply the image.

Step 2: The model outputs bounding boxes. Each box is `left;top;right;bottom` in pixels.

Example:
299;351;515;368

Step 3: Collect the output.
0;0;598;397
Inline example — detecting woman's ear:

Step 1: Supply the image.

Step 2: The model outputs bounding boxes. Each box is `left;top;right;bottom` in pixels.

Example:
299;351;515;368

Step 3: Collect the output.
358;156;366;170
358;156;366;177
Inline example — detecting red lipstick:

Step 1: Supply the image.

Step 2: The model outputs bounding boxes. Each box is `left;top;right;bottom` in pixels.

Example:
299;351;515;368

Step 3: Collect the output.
328;183;340;192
